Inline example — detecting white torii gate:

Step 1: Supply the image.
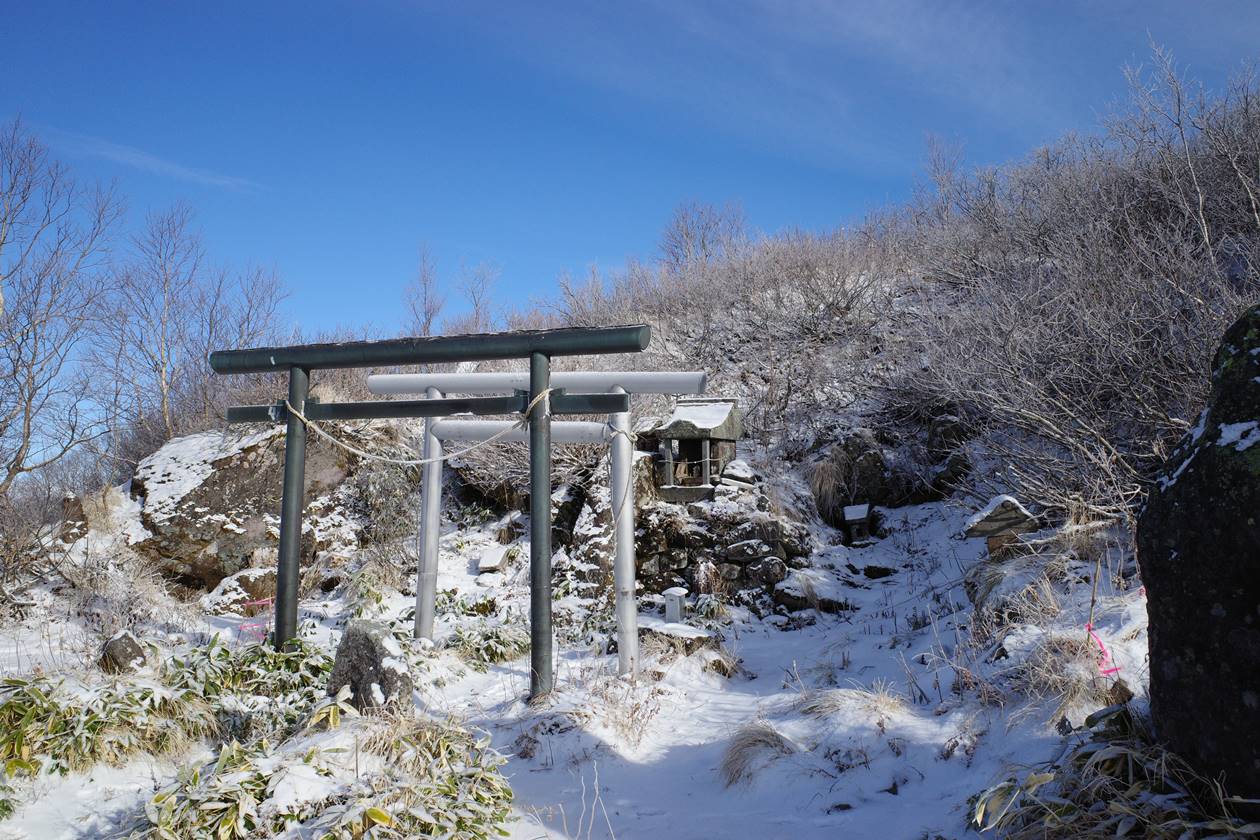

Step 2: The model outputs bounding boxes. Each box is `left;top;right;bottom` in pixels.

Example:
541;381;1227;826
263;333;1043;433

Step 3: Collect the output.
367;371;707;677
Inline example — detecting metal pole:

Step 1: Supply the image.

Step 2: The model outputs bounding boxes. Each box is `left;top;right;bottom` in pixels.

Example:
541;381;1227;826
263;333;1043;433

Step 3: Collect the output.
610;387;638;677
275;366;309;649
701;438;712;485
415;386;443;641
528;352;553;699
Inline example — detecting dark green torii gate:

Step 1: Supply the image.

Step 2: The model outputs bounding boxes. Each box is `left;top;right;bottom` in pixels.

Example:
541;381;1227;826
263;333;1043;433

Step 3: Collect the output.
209;325;650;699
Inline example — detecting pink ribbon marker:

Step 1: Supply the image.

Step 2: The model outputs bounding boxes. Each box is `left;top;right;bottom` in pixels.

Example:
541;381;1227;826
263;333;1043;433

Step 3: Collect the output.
1086;622;1121;676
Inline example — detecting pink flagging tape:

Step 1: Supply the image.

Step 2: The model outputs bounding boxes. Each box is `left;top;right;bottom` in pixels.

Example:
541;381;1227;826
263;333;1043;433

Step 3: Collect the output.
238;613;271;642
1086;622;1121;676
240;596;275;607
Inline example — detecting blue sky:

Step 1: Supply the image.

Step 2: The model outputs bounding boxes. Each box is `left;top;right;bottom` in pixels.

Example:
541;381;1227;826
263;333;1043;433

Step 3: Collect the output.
5;1;1260;334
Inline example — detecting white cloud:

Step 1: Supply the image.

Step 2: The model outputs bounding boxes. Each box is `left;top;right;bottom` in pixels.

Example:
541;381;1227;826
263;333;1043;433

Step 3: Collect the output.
44;127;259;191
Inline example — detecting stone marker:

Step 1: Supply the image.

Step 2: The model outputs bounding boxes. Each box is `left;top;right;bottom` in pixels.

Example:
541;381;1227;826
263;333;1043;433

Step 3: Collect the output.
1138;304;1260;800
99;630;146;674
663;586;688;623
327;620;413;711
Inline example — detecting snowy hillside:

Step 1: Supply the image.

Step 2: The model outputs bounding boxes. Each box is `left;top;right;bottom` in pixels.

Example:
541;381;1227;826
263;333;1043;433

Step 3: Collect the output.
0;429;1153;839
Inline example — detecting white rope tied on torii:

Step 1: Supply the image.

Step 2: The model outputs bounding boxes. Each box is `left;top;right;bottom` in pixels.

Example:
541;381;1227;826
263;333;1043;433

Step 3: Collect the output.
280;387;558;467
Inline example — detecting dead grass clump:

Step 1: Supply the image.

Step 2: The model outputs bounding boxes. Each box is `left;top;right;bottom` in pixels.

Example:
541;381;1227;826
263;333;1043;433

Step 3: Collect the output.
799;678;907;723
719;720;796;787
974;706;1254;838
1009;634;1107;719
967;560;1063;643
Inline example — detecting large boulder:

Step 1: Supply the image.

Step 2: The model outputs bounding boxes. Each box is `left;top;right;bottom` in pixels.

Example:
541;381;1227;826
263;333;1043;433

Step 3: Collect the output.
57;493;88;544
130;427;370;589
1138;304;1260;798
327;620;414;711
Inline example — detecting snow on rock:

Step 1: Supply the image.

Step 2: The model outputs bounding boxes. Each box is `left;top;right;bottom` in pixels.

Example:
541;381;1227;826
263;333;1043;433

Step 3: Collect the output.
1217;419;1260;451
962;494;1036;537
721;458;758;484
131;428;280;526
327;620;414;711
127;426;368;589
774;567;856;614
199;566;277;615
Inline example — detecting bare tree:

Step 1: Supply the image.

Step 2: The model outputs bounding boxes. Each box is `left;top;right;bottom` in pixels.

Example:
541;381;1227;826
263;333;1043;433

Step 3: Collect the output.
92;205;285;462
402;244;446;337
659;200;745;272
0;119;120;498
442;262;500;335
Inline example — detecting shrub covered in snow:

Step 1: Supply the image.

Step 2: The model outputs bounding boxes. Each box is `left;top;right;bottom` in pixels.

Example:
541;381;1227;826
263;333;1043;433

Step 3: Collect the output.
0;675;216;778
447;620;530;671
161;637;333;743
141;713;512;839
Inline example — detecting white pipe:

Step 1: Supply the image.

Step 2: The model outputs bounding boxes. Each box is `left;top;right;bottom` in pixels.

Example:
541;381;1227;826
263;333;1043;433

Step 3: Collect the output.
368;370;707;396
415;386;443;641
432;419;610;444
610;387;638;677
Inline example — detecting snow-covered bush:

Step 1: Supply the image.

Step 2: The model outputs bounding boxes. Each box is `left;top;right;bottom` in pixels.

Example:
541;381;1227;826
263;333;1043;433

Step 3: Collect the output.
142;714;512;839
161;637;333;742
0;675;216;777
447;621;530;671
891;56;1260;516
435;588;497;618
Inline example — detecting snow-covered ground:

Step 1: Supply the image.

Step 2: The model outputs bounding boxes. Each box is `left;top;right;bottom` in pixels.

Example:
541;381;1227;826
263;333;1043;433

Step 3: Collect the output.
0;477;1149;839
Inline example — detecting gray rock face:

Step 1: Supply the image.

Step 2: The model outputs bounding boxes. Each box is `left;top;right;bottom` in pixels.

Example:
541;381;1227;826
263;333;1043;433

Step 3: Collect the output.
746;557;787;588
1138;304;1260;798
99;630;146;674
131;427;369;589
327;621;414;711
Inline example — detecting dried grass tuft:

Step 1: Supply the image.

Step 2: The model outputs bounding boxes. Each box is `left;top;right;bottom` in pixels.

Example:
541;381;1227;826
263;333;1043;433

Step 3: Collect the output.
719;720;796;787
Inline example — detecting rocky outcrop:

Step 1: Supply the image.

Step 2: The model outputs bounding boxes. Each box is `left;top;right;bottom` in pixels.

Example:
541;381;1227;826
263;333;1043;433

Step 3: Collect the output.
327;621;414;711
809;429;935;525
566;454;812;597
1138;304;1260;798
635;480;812;596
130;427;371;590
